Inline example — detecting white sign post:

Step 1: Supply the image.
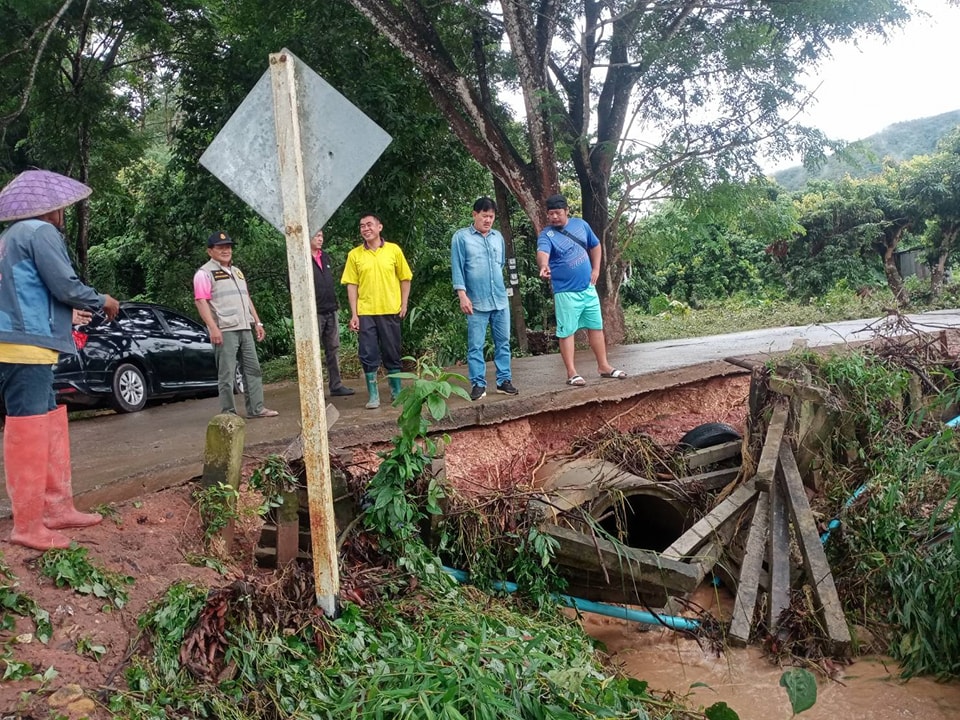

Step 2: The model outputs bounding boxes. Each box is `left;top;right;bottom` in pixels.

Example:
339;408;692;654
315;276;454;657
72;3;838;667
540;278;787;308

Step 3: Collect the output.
200;49;391;615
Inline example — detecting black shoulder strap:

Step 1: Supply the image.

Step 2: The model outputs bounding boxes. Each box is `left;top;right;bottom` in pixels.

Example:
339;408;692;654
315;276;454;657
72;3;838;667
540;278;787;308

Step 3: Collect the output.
556;226;588;250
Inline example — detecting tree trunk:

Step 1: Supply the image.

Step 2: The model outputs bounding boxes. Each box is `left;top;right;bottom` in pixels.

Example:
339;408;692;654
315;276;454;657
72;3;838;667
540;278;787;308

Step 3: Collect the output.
75;118;91;282
930;228;957;298
494;179;528;352
880;224;909;306
580;181;626;344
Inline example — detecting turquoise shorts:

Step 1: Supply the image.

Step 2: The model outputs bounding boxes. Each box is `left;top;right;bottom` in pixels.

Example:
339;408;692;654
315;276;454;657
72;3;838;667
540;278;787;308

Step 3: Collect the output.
555;286;602;338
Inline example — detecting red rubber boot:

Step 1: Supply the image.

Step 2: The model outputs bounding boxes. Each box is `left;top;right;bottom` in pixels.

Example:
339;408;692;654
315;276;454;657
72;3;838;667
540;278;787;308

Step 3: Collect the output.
44;406;101;529
3;413;71;550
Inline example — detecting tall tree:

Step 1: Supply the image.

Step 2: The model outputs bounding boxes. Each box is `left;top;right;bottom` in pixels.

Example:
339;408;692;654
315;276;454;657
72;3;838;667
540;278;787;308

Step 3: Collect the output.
0;0;203;278
343;0;914;340
899;130;960;296
858;166;916;306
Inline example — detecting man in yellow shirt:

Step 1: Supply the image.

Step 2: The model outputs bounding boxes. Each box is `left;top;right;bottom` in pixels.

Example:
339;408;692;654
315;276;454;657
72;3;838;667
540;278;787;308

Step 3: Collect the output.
340;213;412;409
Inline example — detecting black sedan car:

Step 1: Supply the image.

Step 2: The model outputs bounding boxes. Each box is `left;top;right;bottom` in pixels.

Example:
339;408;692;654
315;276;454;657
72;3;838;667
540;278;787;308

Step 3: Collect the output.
53;301;242;413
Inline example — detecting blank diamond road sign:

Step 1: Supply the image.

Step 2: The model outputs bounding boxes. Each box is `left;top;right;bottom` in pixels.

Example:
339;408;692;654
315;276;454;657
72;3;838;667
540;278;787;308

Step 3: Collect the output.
200;49;392;234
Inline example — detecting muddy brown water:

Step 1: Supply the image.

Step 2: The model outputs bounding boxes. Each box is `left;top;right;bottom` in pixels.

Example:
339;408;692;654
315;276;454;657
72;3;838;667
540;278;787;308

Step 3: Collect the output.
580;585;960;720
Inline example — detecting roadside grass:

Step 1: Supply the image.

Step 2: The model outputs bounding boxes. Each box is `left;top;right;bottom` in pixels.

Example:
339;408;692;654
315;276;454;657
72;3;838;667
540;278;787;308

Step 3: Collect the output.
625;287;896;344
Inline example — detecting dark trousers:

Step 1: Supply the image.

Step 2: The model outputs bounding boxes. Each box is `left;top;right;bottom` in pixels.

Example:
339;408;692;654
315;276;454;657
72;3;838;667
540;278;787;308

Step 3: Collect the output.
358;314;402;375
317;311;345;390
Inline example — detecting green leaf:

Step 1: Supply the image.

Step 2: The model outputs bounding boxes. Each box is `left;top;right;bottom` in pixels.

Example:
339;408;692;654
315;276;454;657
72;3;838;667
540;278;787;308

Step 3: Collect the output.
705;701;740;720
780;667;817;715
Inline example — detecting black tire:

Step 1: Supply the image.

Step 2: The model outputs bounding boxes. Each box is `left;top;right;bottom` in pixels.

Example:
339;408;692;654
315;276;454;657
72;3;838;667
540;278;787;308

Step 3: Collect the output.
111;363;147;413
677;422;742;450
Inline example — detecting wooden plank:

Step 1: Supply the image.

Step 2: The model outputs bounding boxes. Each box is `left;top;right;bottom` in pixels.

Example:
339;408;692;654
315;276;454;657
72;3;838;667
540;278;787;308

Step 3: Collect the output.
662;480;758;560
767;471;791;631
674;467;740;492
254;545;312;567
542;524;702;596
684;440;742;470
778;443;852;655
728;491;769;647
274;488;302;568
754;399;789;491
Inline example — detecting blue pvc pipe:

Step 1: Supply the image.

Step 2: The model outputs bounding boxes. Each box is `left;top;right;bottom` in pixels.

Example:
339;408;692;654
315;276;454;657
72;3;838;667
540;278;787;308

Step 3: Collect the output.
820;413;960;544
442;566;700;632
820;483;869;544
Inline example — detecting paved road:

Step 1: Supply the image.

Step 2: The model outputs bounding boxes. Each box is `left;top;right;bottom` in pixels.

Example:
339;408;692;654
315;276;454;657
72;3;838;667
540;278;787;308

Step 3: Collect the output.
2;309;959;516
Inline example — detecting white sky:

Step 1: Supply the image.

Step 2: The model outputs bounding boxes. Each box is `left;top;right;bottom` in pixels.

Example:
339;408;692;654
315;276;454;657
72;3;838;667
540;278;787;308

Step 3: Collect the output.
800;0;960;141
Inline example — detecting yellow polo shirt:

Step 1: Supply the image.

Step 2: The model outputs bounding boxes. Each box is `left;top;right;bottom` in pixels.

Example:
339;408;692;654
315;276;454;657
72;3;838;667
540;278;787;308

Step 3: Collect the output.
340;241;413;316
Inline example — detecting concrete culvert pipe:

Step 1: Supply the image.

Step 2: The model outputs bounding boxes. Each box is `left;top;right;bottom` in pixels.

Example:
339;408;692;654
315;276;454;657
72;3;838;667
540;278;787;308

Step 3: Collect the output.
592;491;691;553
532;458;693;552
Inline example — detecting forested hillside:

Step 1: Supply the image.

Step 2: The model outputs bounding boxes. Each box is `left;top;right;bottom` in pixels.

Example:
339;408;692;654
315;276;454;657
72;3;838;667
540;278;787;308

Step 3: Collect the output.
773;109;960;190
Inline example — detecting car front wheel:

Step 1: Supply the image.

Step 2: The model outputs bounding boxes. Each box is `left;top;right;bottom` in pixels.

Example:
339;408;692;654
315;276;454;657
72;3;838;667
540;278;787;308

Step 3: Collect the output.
111;363;147;413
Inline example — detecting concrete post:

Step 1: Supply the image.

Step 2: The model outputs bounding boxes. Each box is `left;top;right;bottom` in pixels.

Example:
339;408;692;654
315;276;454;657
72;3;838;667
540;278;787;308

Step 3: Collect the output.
200;413;247;551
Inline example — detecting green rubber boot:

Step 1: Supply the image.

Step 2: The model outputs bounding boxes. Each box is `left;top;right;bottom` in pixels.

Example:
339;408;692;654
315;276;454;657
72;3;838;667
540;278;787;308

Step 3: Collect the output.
364;372;380;409
388;374;402;402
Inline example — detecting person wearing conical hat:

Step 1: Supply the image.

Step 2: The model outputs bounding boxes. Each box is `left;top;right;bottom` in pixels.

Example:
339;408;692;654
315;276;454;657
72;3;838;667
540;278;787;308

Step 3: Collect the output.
0;169;120;550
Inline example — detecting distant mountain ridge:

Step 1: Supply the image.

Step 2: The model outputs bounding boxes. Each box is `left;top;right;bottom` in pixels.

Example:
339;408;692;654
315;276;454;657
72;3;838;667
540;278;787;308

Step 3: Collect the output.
772;109;960;191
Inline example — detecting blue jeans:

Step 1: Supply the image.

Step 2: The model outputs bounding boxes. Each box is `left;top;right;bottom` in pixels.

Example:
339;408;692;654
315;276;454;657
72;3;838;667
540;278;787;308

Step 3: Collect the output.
466;307;512;387
0;363;56;416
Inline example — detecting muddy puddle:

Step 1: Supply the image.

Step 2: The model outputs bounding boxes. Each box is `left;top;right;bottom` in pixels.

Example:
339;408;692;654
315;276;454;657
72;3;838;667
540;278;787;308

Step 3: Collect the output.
579;584;960;720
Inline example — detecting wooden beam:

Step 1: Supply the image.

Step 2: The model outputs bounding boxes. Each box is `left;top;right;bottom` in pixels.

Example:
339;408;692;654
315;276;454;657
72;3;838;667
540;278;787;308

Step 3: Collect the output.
778;443;852;655
683;440;742;470
755;399;789;491
270;51;338;616
728;491;769;647
662;480;758;560
673;467;740;492
767;472;791;631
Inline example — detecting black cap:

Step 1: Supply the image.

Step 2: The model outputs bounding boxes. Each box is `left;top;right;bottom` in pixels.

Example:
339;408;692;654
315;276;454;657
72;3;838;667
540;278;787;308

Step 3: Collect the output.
207;231;234;247
545;194;568;210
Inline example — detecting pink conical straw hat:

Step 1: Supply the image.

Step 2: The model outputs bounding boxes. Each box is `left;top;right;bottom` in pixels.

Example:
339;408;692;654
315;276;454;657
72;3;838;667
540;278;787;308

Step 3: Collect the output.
0;169;92;222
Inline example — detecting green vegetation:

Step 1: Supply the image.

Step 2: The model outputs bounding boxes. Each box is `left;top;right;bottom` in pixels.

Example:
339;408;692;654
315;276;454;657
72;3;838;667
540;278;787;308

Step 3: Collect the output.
115;578;695;719
0;557;52;644
625;286;894;345
779;348;960;678
193;481;241;542
36;547;134;610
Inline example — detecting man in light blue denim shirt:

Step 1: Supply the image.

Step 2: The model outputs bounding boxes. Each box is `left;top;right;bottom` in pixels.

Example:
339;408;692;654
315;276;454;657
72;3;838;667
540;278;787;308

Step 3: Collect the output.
451;197;518;401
